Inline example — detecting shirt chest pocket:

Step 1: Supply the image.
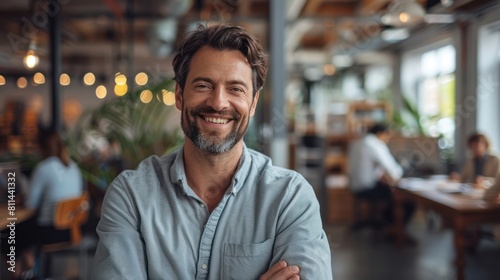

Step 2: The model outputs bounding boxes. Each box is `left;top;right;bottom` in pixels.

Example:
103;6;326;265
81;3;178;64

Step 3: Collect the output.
223;238;274;280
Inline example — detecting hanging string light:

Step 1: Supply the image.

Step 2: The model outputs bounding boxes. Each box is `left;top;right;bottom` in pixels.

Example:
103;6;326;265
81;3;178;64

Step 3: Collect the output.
23;48;39;69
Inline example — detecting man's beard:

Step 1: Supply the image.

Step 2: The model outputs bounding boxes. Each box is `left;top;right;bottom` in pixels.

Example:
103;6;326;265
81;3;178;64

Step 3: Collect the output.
181;105;248;154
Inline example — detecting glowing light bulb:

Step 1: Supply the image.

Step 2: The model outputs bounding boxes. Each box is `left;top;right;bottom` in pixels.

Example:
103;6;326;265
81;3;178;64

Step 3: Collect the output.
60;73;71;86
96;85;107;99
162;89;175;106
399;12;409;23
115;73;127;85
83;72;96;86
323;64;336;76
114;83;128;96
135;72;148;86
23;50;39;69
140;90;153;103
17;77;28;88
33;72;45;85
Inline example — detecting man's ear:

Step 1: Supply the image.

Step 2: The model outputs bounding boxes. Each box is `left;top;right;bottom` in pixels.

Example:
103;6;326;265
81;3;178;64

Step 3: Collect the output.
175;83;183;111
250;91;260;117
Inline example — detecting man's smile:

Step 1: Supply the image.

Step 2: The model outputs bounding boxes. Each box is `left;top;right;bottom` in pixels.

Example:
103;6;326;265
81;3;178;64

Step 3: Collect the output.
201;116;230;124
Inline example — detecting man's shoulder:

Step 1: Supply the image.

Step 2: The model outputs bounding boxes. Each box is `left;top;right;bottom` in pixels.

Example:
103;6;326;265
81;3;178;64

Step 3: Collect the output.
246;148;306;185
112;149;179;188
487;153;500;162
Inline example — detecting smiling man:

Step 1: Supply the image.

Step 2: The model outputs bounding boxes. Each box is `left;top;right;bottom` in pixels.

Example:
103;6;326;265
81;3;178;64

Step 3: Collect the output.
91;24;332;280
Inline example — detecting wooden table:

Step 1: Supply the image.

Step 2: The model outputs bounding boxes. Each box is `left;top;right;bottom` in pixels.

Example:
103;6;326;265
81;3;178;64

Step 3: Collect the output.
0;204;34;231
394;185;500;280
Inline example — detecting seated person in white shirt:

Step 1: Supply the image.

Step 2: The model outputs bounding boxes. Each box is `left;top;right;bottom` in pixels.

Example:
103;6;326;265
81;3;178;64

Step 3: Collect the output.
348;124;415;229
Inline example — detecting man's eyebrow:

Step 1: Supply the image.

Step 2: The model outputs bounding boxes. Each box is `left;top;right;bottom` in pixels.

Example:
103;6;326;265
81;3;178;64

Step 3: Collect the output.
227;79;249;90
191;77;214;84
191;77;249;90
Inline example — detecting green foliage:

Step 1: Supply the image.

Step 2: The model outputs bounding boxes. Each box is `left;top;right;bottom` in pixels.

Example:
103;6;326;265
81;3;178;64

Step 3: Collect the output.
392;94;426;136
66;79;183;186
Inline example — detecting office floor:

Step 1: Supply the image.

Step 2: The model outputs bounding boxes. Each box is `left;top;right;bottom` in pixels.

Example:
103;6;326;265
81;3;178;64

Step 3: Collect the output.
327;223;500;280
6;219;499;280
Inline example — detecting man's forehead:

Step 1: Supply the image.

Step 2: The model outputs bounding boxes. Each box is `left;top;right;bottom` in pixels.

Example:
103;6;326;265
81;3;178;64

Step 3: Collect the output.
187;48;253;80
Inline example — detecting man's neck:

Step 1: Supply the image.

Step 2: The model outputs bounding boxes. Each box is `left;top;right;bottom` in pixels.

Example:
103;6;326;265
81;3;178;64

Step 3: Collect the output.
182;140;243;211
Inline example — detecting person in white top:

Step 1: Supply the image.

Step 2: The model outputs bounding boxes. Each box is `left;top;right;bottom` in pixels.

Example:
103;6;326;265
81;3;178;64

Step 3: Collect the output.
4;131;83;278
348;124;414;229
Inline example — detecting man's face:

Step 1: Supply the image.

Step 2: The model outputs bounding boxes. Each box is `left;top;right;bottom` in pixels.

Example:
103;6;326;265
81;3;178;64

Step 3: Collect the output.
377;131;392;144
175;46;259;154
469;141;487;157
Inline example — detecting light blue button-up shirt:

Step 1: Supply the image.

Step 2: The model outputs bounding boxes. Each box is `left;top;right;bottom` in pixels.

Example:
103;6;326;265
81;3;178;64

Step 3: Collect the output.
91;145;332;279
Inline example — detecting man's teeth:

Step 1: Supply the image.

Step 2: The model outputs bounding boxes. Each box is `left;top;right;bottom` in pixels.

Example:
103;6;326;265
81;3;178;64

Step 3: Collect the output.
204;117;229;124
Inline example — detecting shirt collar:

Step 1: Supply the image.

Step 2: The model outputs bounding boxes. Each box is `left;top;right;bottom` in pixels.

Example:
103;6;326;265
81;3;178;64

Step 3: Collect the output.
366;133;383;144
169;144;252;196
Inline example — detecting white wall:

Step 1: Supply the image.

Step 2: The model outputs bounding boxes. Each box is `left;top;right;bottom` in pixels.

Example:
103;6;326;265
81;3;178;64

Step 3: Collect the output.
477;18;500;153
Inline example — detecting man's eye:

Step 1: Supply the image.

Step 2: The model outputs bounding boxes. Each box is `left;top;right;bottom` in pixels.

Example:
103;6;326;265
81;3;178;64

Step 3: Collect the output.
231;87;244;93
195;84;210;89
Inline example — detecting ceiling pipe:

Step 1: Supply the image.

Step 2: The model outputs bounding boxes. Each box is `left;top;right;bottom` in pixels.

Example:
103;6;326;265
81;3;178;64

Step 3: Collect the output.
102;0;125;18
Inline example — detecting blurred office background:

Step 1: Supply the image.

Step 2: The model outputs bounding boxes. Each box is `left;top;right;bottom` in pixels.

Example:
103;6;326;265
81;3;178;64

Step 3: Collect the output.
1;0;500;279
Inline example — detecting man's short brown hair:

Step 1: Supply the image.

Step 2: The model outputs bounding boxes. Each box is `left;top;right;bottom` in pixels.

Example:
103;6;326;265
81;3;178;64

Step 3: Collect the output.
172;24;268;97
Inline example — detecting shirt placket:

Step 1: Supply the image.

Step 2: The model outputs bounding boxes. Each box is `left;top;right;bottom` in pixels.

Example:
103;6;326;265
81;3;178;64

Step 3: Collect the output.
195;193;231;280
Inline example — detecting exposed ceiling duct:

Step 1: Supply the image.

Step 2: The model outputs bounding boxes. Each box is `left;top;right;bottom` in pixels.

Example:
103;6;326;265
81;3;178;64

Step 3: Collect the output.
146;0;192;57
147;18;177;57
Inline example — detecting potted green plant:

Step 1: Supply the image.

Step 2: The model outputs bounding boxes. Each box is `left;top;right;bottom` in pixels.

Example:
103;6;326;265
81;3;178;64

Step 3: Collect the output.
66;78;183;189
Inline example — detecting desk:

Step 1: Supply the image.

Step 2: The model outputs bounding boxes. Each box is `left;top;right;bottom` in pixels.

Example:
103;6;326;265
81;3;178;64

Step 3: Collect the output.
0;204;34;231
394;185;500;280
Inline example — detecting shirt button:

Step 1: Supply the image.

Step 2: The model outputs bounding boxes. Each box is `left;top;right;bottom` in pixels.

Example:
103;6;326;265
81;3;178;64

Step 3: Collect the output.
200;203;205;208
202;264;208;270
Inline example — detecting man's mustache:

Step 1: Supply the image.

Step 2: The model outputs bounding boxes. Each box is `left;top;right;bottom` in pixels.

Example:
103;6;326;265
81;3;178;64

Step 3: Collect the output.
190;106;240;120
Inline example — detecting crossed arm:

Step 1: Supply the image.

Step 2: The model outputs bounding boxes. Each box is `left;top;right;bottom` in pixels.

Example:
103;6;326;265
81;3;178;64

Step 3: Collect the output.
260;261;301;280
92;174;332;279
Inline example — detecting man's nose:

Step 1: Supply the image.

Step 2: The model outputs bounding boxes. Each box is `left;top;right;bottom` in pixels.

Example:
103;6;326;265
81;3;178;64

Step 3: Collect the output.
206;86;229;111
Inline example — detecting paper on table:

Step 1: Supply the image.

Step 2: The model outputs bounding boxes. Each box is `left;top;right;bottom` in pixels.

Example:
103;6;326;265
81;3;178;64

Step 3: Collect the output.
461;184;486;199
399;178;436;191
435;182;464;193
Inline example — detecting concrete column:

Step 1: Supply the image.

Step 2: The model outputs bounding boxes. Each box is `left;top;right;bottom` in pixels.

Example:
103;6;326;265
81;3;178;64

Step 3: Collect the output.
454;20;477;166
49;2;62;132
269;0;288;168
391;52;403;115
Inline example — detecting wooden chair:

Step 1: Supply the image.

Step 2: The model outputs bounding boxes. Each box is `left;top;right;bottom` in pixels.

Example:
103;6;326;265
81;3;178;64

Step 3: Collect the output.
52;193;89;244
39;193;90;279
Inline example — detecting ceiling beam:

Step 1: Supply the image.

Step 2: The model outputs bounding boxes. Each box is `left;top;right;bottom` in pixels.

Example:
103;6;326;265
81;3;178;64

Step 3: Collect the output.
302;0;323;16
238;0;251;16
314;2;358;17
359;0;391;15
102;0;125;17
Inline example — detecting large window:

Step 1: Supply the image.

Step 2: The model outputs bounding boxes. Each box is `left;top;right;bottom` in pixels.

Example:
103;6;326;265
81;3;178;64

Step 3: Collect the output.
418;45;456;141
401;43;456;148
